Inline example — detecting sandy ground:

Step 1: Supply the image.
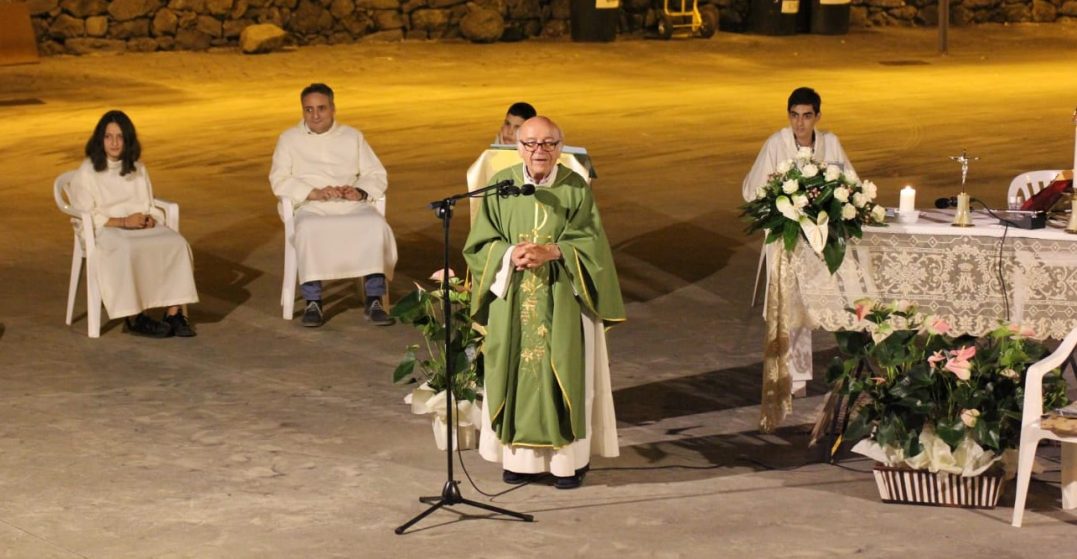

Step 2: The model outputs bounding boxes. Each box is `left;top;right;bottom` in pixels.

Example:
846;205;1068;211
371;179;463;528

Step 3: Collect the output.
2;25;1077;558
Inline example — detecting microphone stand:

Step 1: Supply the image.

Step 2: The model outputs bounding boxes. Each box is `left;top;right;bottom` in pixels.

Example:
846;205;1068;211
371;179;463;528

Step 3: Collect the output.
395;182;535;535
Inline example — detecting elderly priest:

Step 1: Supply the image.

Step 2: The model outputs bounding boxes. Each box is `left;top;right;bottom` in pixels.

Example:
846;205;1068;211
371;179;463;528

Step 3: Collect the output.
464;116;625;490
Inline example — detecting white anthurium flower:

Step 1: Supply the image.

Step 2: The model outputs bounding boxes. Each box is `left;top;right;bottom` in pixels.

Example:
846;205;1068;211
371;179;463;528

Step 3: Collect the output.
842;203;857;220
852;192;867;208
792;194;809;209
871;204;886;222
796;146;813;160
824;165;841;182
756;186;767;200
862;180;878;200
776;160;793;174
845;169;859;183
799;211;829;254
833;186;850;203
775;196;800;221
801;164;819;178
782;179;799;194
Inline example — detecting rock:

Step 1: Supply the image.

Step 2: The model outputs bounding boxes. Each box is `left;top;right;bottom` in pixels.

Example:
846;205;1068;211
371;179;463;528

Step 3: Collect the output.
1032;0;1057;20
459;4;502;41
865;0;903;8
231;0;250;16
330;0;354;16
290;0;333;33
49;14;85;38
153;8;178;34
28;0;59;15
411;7;448;30
110;17;150;38
356;0;400;8
473;0;507;16
276;0;299;9
888;5;917;19
223;18;251;37
916;6;937;24
248;0;271;6
950;4;972;24
169;0;205;10
127;37;159;51
551;0;569;18
177;10;198;27
1062;0;1077;15
428;0;464;7
65;37;126;53
39;40;67;55
197;14;222;36
239;22;286;52
373;8;404;28
155;35;175;48
961;0;996;8
541;17;567;36
1002;2;1030;19
206;0;234;15
85;15;108;36
850;5;870;24
174;28;212;48
402;0;425;12
60;0;107;17
109;0;160;21
504;0;538;18
339;12;373;34
362;28;404;39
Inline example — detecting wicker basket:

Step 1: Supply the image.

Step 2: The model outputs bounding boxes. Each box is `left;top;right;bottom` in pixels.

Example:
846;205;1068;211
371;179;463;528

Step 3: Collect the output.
872;464;1006;509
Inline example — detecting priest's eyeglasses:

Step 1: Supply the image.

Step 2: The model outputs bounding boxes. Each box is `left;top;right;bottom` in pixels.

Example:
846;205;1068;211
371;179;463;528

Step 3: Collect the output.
519;140;562;152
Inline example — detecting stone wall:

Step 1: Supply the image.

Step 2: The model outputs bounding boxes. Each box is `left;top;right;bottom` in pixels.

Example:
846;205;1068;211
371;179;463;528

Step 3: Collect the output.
716;0;1076;30
22;0;1077;55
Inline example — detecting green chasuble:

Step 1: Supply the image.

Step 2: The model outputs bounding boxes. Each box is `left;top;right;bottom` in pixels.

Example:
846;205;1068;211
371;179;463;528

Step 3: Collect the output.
463;164;625;450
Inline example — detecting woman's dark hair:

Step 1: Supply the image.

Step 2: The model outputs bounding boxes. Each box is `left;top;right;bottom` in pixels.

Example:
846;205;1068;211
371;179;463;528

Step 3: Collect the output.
85;110;141;175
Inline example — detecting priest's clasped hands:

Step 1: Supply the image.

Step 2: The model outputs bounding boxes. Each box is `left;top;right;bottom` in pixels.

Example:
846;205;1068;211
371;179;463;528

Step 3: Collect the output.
511;242;562;271
306;185;369;202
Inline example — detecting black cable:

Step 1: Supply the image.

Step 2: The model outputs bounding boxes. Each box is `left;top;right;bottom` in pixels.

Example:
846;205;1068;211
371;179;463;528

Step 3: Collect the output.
969;198;1014;322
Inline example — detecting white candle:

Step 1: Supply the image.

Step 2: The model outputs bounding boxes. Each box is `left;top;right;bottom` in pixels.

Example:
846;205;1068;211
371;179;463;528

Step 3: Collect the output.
899;186;916;213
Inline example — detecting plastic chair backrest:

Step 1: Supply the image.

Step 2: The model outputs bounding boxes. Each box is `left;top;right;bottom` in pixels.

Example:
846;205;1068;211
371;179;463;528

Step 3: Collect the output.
1007;170;1062;202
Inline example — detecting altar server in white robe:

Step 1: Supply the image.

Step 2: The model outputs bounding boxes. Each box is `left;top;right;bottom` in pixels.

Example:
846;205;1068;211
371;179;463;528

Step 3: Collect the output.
67;110;199;338
742;87;857;393
270;83;397;327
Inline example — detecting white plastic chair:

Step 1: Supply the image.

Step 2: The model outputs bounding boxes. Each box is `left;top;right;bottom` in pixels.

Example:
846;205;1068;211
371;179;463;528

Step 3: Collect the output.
54;170;179;338
277;195;387;320
1011;325;1077;527
1007;170;1062;202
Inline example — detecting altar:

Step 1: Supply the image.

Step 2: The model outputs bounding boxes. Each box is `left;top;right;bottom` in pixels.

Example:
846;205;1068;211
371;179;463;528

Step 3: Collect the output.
761;209;1077;431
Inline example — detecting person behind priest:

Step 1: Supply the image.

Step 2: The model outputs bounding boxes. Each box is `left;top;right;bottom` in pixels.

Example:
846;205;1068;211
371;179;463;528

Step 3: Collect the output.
495;101;537;145
742;86;857;393
742;86;857;202
270;83;397;327
66;110;199;338
464;116;625;490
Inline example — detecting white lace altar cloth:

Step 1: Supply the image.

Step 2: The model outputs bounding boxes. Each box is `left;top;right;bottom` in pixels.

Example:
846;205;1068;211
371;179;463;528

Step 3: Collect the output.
760;209;1077;432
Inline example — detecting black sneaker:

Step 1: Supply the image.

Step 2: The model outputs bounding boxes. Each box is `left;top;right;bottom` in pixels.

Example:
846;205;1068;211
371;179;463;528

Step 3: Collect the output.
365;298;395;326
163;312;196;337
302;300;324;327
502;470;538;485
554;464;589;490
123;313;172;338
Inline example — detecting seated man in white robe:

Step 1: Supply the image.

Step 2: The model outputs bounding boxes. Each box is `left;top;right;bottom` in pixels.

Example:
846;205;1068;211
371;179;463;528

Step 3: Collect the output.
742;86;857;394
270;83;397;327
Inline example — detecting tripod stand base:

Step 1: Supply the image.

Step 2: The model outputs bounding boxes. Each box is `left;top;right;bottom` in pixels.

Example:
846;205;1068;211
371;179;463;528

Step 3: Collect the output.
395;480;534;534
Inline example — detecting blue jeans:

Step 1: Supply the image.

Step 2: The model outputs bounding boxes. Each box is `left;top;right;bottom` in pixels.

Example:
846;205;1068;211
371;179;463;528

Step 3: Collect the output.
302;274;386;302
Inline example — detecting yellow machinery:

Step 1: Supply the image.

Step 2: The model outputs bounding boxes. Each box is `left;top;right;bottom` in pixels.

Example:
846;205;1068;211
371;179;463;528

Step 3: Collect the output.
657;0;718;39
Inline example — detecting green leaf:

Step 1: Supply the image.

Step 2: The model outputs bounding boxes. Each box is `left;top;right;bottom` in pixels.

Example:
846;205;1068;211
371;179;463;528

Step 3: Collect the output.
822;236;846;274
935;418;965;448
783;220;799;252
392;352;417;384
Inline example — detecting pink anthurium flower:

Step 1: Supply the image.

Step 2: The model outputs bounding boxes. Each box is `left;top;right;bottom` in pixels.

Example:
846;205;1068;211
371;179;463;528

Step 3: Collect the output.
944;357;972;381
927;350;946;366
429;268;456;283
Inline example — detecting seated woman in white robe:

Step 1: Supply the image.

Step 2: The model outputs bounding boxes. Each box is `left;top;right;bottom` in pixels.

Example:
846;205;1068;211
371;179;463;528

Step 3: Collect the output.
67;110;199;338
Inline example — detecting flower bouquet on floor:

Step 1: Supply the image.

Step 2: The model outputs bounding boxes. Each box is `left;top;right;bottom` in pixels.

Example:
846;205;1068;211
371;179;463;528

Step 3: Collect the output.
741;147;886;274
390;269;485;450
823;299;1069;507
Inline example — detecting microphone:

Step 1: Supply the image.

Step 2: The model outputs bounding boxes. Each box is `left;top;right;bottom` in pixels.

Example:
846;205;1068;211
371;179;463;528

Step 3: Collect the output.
519;184;536;196
935;196;958;208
